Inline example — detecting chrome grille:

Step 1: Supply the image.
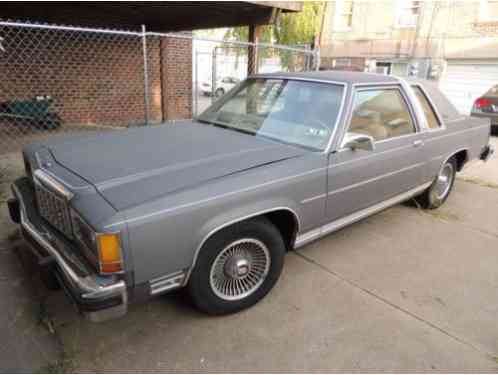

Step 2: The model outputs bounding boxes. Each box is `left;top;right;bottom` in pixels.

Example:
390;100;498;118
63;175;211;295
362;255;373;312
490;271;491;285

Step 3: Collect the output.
35;182;73;238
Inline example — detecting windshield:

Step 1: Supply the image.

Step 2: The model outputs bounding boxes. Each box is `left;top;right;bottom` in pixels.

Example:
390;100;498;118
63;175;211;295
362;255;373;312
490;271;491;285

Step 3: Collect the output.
197;78;344;151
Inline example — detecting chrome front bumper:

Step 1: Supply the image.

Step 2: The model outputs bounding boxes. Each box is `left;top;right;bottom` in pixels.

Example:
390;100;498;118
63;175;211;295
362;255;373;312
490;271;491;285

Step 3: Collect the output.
10;177;127;322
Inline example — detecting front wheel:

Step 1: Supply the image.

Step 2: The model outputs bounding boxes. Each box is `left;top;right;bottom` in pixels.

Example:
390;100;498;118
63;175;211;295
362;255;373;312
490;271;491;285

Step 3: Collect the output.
187;218;285;315
414;156;457;209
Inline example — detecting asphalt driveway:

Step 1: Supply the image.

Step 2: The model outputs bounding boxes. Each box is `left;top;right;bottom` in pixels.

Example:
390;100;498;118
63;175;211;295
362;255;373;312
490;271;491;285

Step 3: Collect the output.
1;138;497;372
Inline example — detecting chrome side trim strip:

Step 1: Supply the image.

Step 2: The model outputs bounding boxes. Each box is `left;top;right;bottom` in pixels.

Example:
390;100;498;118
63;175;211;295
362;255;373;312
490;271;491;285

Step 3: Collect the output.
335;142;412;159
328;162;424;196
425;124;489;142
295;228;321;245
149;271;186;295
300;193;327;204
324;82;349;154
105;168;320;228
294;181;432;248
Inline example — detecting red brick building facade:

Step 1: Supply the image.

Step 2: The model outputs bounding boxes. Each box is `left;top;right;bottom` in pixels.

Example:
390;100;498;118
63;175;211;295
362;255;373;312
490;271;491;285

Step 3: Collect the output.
0;27;192;128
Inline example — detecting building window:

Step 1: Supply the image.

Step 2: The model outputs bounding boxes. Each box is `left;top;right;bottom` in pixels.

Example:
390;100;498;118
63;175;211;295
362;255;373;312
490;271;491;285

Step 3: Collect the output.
397;1;421;27
479;0;498;21
334;1;354;31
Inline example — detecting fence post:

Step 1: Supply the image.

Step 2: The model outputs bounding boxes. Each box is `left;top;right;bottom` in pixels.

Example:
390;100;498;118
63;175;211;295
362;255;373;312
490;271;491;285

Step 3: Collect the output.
142;24;150;125
211;47;217;104
247;25;261;75
194;51;199;116
314;48;321;71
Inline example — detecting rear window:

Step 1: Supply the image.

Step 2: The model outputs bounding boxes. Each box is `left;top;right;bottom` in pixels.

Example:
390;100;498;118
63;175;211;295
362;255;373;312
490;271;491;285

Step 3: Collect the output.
415;81;460;119
412;86;441;129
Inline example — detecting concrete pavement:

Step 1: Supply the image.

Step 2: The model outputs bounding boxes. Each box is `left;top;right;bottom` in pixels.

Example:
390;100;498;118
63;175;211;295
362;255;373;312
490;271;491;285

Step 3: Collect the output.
0;154;61;373
46;179;498;372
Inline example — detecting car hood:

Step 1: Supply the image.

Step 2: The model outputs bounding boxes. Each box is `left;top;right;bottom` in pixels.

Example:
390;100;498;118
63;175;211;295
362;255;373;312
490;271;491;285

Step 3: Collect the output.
47;121;305;210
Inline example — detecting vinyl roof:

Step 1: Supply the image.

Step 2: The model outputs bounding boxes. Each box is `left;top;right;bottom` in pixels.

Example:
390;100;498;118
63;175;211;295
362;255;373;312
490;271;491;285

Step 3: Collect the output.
254;70;401;84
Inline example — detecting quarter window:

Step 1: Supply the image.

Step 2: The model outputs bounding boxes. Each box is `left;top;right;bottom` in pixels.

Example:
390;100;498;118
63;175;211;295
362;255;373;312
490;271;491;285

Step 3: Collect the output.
412;86;441;129
349;88;415;141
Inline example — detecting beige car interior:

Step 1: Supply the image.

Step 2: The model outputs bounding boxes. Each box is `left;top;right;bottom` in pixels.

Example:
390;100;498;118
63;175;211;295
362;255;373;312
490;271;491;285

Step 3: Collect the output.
349;89;415;141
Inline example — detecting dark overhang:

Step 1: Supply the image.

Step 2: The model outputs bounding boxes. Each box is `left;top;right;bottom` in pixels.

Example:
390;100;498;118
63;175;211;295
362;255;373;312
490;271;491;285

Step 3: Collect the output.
0;2;302;32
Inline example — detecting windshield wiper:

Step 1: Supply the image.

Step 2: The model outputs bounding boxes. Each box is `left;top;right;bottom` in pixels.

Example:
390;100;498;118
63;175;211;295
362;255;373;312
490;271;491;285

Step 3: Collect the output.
197;118;256;137
196;118;216;126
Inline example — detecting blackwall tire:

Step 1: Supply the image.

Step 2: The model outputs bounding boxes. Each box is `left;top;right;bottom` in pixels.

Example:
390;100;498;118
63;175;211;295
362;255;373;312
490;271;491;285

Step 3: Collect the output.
415;156;457;209
187;217;285;315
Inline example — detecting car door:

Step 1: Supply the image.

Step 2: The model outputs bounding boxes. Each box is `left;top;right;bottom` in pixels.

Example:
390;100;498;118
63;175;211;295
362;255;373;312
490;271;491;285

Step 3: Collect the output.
325;84;426;223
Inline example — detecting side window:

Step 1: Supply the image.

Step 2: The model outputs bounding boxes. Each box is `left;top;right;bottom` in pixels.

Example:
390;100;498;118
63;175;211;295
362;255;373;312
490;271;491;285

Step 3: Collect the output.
349;88;415;142
412;86;441;129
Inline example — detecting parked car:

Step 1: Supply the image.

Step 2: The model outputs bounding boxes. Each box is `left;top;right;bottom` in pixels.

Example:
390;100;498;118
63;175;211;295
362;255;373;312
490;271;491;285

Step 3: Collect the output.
200;76;240;97
9;71;493;322
471;84;498;135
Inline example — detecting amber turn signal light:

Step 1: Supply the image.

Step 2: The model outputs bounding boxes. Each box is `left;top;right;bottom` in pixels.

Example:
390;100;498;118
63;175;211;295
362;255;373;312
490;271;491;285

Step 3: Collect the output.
96;233;123;274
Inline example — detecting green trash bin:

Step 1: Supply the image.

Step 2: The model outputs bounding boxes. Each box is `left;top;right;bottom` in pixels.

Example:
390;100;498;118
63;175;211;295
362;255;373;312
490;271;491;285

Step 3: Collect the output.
0;96;62;130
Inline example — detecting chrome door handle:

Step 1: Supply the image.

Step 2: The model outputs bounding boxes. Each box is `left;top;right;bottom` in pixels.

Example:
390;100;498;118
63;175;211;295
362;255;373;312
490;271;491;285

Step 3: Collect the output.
413;140;424;147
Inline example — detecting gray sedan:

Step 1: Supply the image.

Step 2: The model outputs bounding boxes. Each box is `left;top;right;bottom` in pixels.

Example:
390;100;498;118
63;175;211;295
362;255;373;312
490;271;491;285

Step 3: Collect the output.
8;71;493;322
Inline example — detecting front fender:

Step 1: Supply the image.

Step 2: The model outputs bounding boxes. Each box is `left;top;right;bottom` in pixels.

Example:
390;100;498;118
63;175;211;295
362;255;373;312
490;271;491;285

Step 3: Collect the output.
122;153;327;285
186;199;301;283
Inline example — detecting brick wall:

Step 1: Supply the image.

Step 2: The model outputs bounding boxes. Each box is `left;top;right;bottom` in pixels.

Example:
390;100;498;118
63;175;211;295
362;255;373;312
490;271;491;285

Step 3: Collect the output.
0;26;192;128
160;36;193;121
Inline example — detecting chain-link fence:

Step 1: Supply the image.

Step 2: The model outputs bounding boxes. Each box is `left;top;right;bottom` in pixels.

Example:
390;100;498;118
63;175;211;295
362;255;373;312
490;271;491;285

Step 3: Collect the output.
0;20;319;155
192;39;319;115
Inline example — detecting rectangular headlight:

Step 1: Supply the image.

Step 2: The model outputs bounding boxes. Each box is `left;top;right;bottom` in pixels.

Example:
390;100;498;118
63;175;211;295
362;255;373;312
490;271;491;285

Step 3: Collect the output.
71;209;123;274
71;209;97;254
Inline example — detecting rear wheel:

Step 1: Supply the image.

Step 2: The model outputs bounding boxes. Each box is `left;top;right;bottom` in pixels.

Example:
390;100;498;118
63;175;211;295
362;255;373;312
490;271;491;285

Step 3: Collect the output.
415;156;456;209
188;218;285;315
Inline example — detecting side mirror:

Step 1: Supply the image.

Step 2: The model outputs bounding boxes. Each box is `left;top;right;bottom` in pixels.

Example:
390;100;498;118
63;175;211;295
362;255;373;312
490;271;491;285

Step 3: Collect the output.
342;132;375;152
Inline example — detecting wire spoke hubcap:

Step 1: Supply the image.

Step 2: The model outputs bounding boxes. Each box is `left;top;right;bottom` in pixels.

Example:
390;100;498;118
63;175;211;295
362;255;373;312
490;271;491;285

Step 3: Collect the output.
210;239;270;301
